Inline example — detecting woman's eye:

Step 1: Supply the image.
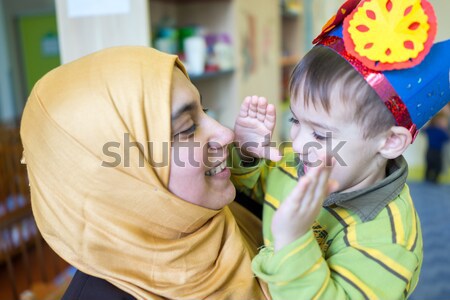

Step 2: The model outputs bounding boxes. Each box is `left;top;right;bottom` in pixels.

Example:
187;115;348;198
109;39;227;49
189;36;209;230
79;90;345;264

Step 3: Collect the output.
288;117;300;125
202;108;209;113
180;124;197;136
312;132;327;141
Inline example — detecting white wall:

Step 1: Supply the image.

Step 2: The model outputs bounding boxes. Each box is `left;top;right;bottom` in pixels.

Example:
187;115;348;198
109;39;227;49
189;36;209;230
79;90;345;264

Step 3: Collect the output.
309;0;449;42
55;0;150;64
235;0;280;127
429;0;450;42
2;0;56;119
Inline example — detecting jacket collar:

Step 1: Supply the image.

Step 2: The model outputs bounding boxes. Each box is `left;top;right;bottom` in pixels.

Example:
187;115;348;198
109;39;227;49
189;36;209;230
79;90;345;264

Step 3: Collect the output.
297;156;408;222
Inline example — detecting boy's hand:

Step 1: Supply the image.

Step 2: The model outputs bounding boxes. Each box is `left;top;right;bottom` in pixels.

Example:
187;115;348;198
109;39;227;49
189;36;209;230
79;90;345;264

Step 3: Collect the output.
234;96;281;161
272;158;338;252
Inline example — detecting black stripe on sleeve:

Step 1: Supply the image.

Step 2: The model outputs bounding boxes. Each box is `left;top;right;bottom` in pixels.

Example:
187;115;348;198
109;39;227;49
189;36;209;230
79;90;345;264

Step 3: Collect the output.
386;205;397;244
356;248;409;284
409;213;419;252
343;227;350;247
332;270;370;300
277;166;297;180
324;207;348;228
263;199;277;211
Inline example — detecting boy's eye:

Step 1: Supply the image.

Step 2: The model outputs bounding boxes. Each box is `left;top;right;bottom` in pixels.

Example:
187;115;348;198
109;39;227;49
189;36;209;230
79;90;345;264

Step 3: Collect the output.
288;117;300;125
202;108;209;113
312;132;327;141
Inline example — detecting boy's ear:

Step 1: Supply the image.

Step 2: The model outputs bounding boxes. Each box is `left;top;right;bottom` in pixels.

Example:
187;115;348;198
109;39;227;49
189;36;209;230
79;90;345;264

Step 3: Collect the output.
378;126;412;159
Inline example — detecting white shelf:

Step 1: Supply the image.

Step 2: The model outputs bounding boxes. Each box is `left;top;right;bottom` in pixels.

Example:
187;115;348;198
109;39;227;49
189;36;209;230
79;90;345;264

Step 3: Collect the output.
189;69;234;81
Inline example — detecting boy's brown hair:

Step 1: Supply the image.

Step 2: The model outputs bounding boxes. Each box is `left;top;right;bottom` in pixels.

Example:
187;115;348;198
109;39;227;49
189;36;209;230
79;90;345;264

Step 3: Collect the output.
289;46;395;139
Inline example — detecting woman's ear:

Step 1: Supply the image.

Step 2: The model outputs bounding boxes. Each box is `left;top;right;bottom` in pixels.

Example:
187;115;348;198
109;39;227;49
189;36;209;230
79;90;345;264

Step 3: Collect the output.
378;126;412;159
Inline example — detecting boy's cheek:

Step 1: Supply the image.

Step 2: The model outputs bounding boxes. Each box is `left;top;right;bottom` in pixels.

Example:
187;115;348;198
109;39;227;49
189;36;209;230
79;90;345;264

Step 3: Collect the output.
289;125;299;141
325;139;349;165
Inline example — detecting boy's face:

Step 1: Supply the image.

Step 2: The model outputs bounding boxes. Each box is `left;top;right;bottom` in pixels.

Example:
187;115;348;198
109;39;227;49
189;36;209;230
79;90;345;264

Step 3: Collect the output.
289;93;386;193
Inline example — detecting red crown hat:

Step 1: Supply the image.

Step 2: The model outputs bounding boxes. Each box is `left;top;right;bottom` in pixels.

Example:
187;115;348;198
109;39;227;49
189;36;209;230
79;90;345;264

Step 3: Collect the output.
312;0;449;143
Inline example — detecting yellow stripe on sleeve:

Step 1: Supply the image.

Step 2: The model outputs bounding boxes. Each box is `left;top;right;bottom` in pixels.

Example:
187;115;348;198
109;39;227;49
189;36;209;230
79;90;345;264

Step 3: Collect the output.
275;255;324;287
388;202;406;245
333;207;358;226
347;226;412;283
278;164;298;179
279;233;315;266
330;264;377;299
265;193;280;209
405;195;418;251
312;263;331;300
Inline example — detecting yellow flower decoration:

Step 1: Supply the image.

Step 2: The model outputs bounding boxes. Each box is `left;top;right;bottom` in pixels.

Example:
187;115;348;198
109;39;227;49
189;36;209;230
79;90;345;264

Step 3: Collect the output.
343;0;436;70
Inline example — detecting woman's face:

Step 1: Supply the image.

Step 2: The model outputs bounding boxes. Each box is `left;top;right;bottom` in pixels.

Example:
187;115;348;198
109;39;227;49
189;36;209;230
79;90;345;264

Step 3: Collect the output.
168;68;235;210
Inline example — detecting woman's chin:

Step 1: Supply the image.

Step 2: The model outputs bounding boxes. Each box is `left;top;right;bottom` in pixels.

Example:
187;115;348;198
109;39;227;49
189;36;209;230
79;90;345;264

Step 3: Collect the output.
213;183;236;210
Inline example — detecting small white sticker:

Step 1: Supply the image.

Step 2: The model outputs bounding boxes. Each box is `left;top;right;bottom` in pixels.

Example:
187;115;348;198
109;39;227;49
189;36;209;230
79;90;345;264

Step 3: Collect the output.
67;0;130;18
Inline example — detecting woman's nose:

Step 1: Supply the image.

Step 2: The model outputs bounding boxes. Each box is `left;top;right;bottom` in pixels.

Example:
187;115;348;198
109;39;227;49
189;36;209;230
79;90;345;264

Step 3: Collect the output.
208;119;234;149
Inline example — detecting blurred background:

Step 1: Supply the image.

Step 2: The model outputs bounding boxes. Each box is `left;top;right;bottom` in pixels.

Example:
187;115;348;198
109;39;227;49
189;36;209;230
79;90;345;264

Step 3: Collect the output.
0;0;449;299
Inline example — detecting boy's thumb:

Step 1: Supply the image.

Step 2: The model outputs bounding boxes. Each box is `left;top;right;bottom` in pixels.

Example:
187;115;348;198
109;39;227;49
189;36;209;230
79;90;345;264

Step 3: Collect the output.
327;180;339;194
268;148;282;162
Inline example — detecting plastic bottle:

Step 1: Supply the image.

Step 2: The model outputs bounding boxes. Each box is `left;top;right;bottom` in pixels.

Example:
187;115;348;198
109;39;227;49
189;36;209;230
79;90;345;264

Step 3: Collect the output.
213;34;233;70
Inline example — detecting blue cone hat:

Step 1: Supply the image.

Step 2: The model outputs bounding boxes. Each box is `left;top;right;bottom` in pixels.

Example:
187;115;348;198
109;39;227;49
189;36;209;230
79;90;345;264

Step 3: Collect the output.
384;40;449;129
313;0;449;141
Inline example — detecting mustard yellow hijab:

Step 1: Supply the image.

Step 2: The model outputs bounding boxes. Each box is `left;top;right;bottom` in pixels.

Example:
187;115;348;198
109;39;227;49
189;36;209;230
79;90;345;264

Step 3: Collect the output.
20;47;268;299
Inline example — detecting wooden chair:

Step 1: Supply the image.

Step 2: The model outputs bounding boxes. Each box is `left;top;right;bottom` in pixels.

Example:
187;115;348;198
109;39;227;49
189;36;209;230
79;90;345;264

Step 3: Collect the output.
0;127;72;300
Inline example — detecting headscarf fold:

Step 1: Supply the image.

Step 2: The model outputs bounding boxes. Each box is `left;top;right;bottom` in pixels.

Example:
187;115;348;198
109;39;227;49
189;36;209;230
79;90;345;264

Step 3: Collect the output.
20;47;268;299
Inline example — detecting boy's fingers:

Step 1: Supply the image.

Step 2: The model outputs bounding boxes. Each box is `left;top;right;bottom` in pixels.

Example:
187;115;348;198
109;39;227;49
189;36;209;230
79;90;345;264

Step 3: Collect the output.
302;165;323;207
257;97;268;108
251;95;259;107
314;165;332;201
327;180;340;194
320;157;337;194
309;157;335;205
286;177;310;208
249;96;258;118
239;98;251;117
264;105;276;128
257;99;268;122
268;148;282;162
266;104;276;116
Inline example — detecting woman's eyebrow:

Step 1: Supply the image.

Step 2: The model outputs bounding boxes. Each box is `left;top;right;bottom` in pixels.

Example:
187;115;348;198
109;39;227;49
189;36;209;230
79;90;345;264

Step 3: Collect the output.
171;102;197;121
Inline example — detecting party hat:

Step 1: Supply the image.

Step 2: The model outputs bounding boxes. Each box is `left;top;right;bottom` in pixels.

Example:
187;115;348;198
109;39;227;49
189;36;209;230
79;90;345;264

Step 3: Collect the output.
313;0;449;142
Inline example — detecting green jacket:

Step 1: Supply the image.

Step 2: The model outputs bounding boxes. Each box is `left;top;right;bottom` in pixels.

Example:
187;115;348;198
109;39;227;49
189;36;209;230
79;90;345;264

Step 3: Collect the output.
230;147;423;300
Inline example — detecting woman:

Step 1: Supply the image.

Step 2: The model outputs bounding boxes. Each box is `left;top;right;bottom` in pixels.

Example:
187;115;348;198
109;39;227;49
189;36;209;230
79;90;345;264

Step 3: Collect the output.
20;47;269;299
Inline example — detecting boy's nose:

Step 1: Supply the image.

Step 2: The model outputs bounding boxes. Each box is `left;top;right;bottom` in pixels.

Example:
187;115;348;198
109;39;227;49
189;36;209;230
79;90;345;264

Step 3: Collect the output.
291;129;310;155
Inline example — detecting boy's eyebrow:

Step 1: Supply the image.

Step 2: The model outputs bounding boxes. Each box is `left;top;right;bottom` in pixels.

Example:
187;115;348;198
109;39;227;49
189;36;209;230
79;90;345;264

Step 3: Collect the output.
289;106;340;133
309;120;340;133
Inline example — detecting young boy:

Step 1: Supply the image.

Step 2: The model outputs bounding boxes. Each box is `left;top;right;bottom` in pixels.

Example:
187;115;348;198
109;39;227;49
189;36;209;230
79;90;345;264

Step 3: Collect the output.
231;0;449;299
